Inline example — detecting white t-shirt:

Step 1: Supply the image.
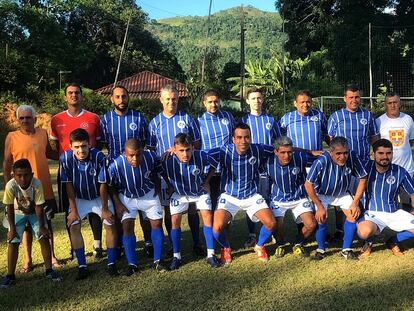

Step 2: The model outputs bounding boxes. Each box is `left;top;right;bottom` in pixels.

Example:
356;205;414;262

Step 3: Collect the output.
376;112;414;175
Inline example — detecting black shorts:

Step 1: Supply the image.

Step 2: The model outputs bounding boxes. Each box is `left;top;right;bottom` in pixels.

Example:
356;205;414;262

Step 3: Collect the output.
44;198;58;220
57;170;70;214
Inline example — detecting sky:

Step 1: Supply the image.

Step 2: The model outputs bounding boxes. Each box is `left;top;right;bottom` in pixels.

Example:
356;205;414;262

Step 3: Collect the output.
138;1;277;20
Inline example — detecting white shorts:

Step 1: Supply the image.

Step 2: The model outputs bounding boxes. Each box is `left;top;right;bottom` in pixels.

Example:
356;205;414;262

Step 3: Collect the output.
160;179;172;206
119;189;163;222
318;194;353;211
217;193;269;222
362;209;414;233
70;197;115;226
170;193;212;215
270;198;314;223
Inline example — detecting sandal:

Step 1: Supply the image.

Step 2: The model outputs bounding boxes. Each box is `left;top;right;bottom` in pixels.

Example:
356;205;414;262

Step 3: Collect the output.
20;265;34;273
52;260;64;269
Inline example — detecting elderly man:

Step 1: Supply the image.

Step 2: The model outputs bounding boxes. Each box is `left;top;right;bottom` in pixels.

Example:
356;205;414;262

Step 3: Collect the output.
3;105;61;272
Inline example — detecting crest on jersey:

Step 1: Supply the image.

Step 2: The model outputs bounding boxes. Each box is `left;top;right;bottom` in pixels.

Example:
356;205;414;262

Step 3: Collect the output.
248;157;257;165
80;122;89;129
360;118;368;125
256;198;264;204
129;123;137;131
386;176;396;185
221;118;229;125
177;120;186;129
192;168;201;176
89;168;96;176
345;167;352;175
389;129;404;147
292;167;300;175
265;122;272;130
310;116;319;122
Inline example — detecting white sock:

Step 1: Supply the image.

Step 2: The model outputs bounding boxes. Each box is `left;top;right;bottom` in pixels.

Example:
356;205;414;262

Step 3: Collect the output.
173;252;181;260
207;249;215;258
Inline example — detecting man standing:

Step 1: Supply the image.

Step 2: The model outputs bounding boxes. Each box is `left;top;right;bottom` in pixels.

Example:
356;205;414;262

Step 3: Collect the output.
240;87;282;247
50;83;103;259
305;137;367;260
357;139;414;256
148;84;204;255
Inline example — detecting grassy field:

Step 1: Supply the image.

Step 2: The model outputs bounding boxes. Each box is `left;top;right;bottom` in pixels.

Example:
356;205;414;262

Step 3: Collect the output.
1;165;414;310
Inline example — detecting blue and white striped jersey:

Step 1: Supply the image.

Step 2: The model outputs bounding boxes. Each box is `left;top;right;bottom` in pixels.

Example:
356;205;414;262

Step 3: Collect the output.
240;113;282;145
209;144;275;199
60;148;107;200
148;111;201;157
100;109;148;161
162;150;209;196
306;151;367;196
267;152;308;202
328;107;378;160
107;150;160;198
198;110;235;151
365;160;414;212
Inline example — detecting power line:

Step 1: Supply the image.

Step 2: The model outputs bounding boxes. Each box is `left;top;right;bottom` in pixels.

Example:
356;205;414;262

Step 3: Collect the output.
138;1;186;18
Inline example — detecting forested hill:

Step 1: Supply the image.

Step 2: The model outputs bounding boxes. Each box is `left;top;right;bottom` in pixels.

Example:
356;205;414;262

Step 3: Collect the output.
146;6;286;79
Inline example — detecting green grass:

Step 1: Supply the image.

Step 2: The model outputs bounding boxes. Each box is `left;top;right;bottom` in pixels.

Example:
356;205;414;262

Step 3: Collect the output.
1;165;414;310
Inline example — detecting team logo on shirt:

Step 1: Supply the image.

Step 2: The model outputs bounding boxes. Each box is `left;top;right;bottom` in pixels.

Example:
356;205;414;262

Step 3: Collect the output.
221;118;229;125
389;129;404;147
80;122;89;129
192;168;201;176
256;198;265;204
265;122;272;130
360;118;368;125
310;116;319;122
248;157;257;165
292;167;300;175
177;120;186;129
345;167;352;175
129;123;137;131
89;168;96;176
386;176;396;185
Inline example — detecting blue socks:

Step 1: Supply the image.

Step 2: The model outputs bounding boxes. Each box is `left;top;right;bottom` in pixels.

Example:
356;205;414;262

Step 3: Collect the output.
395;230;414;243
315;223;327;251
75;248;86;267
171;228;182;254
257;226;273;246
213;230;230;248
203;225;214;251
107;247;117;265
151;228;164;262
123;235;137;266
342;220;356;250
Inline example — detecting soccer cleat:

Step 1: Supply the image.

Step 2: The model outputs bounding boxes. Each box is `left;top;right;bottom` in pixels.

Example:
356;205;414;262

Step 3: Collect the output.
313;250;327;261
206;255;220;268
386;240;404;257
292;244;310;257
360;241;373;257
0;275;15;289
125;264;139;276
243;235;257;248
143;243;154;258
220;247;232;265
153;261;168;273
93;247;104;260
192;245;207;257
274;245;286;258
341;250;358;260
107;264;120;277
46;270;63;282
169;257;182;270
76;266;89;280
254;245;269;262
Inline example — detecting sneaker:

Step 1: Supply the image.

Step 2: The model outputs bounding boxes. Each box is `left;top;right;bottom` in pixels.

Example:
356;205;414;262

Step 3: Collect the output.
206;255;220;268
313;250;327;260
386;240;404;257
125;264;139;276
193;245;207;257
254;245;269;262
292;244;310;257
107;264;120;277
76;267;89;280
144;243;154;258
46;270;62;282
169;257;181;270
360;241;373;257
93;248;104;260
153;261;168;273
220;247;232;265
274;245;285;258
0;275;15;289
341;249;358;260
243;235;257;248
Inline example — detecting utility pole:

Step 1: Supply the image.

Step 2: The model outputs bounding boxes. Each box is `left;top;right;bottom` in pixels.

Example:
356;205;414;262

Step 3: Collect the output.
240;6;246;110
201;0;213;84
114;11;132;86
